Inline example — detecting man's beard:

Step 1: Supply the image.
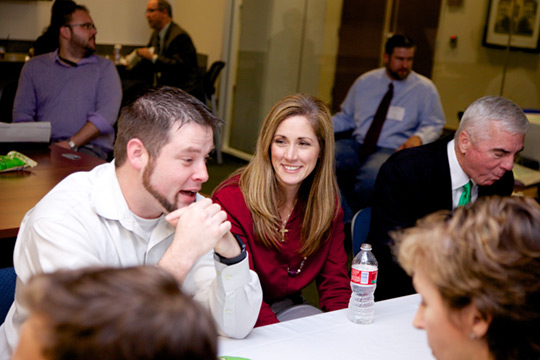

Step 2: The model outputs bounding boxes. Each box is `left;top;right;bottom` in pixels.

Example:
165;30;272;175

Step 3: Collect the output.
82;45;95;57
142;157;177;214
70;35;95;58
386;66;410;81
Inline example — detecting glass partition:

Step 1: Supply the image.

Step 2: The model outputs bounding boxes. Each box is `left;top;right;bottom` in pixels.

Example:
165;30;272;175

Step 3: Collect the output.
221;0;341;159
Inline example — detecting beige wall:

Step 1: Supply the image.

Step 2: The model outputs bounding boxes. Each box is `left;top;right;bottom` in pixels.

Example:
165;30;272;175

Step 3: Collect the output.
0;0;150;45
174;0;227;64
317;0;343;102
433;0;540;130
0;0;227;64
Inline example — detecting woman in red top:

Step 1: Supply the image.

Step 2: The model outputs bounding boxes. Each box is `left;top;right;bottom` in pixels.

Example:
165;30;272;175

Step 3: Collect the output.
213;93;351;326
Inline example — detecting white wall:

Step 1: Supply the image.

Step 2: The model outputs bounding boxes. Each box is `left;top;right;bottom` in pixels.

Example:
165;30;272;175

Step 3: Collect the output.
0;0;227;63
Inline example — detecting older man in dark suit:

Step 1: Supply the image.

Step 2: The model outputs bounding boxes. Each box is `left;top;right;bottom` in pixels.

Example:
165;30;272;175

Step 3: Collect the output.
369;96;529;300
131;0;204;101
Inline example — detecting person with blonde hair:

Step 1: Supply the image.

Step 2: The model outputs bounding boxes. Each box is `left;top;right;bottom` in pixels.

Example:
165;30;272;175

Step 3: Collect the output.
213;93;351;326
394;196;540;360
12;266;217;360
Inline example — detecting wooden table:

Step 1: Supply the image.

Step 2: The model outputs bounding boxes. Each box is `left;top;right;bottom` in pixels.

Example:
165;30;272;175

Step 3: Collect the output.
0;143;105;239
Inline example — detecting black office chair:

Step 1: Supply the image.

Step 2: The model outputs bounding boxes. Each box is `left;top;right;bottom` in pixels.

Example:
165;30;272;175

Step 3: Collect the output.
0;81;18;123
204;61;226;164
0;267;16;324
351;207;371;256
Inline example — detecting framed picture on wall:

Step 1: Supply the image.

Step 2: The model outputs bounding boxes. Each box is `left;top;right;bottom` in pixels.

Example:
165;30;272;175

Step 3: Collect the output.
483;0;540;52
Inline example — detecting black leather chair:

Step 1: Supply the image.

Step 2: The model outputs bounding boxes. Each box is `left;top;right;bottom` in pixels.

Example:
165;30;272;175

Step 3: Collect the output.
204;61;226;164
0;81;18;123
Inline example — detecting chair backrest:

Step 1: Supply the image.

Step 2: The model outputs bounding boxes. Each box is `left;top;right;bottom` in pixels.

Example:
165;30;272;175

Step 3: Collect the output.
351;207;371;256
203;61;225;100
0;81;18;123
0;267;16;324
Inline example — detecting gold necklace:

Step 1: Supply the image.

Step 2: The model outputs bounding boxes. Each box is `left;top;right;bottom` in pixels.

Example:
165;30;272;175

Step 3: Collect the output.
277;201;296;243
278;215;291;243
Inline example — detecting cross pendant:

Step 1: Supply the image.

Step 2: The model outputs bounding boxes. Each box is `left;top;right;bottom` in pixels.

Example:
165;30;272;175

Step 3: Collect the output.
279;226;288;242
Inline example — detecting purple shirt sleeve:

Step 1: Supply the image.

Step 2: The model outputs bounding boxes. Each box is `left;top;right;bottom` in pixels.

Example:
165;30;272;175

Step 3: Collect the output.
87;59;121;135
12;62;38;123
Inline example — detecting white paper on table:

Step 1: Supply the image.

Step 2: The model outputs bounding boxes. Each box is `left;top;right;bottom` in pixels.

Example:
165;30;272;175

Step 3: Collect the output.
125;47;154;69
0;122;51;142
513;162;540;187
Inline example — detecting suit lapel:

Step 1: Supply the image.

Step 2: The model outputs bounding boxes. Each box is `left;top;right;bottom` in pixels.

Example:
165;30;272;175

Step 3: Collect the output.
148;32;158;48
434;139;454;210
162;23;178;56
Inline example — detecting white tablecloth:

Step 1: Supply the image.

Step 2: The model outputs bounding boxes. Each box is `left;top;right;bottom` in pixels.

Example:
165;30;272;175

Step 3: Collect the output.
218;294;435;360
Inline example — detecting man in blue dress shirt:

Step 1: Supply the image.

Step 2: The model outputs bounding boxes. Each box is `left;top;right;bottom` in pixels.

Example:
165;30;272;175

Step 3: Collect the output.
333;35;445;221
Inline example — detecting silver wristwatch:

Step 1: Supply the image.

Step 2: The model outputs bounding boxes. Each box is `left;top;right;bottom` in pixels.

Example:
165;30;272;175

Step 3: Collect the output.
68;139;77;150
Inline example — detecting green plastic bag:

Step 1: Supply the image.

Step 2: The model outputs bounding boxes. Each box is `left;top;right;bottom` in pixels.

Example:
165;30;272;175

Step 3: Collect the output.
0;151;37;172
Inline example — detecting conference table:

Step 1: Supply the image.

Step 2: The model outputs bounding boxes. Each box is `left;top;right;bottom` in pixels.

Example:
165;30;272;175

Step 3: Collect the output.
218;294;434;360
0;143;105;239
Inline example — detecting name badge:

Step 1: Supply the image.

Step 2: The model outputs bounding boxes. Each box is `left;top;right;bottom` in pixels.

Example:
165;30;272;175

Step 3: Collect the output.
387;106;405;121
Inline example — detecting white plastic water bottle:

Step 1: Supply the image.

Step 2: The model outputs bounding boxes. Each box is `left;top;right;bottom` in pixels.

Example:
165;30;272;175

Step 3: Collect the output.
348;243;378;324
113;44;122;65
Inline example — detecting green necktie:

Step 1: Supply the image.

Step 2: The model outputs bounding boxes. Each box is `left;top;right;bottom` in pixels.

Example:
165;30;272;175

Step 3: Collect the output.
458;180;472;206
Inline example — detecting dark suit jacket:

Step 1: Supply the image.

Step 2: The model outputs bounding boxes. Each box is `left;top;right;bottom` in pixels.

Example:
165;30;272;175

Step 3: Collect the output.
134;22;204;101
368;138;514;300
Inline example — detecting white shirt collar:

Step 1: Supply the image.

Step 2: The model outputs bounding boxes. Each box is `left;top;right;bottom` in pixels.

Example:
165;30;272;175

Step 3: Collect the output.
91;161;175;242
447;139;474;190
158;21;171;45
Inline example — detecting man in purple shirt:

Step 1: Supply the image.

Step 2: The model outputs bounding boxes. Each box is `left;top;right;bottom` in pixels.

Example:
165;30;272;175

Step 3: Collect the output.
13;3;121;160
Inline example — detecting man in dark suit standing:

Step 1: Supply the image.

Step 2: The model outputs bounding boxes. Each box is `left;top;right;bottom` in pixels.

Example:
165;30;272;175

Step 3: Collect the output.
369;96;529;300
131;0;204;101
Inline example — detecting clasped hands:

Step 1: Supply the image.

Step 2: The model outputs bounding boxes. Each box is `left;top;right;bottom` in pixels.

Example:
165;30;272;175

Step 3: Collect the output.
159;198;241;281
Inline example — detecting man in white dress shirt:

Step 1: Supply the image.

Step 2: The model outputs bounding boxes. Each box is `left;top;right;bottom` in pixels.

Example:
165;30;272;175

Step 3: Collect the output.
0;87;262;359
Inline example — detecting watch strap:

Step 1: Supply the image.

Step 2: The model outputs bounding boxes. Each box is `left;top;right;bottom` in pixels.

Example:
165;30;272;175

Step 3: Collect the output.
214;234;247;265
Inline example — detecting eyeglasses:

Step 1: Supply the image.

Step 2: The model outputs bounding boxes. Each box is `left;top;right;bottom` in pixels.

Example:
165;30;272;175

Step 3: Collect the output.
145;8;159;14
66;23;97;30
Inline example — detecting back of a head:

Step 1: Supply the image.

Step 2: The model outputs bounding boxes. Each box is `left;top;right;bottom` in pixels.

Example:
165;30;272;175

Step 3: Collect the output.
385;34;415;55
455;96;529;142
113;86;221;166
50;0;79;27
156;0;173;18
23;266;218;360
395;196;540;360
33;0;79;56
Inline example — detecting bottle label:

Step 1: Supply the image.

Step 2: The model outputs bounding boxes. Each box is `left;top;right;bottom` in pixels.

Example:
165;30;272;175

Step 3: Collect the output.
351;267;378;286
